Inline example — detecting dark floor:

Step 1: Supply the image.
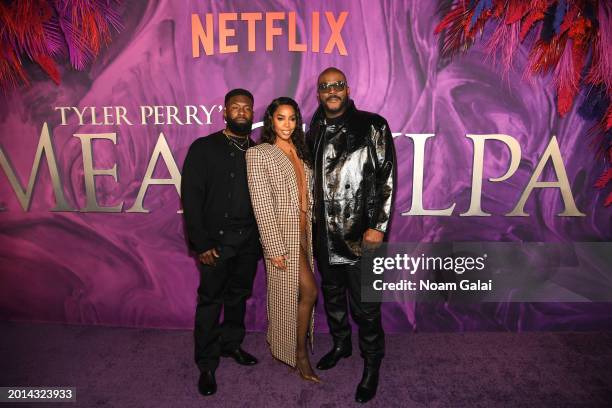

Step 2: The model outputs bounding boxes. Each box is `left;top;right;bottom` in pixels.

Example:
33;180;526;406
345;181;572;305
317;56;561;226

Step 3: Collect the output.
1;322;611;407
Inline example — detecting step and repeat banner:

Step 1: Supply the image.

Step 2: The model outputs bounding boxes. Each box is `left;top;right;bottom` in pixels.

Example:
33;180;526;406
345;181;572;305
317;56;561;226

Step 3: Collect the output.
1;1;610;331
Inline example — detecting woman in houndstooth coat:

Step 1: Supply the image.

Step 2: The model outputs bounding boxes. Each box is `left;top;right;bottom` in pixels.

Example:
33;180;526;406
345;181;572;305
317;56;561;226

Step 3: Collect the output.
246;97;320;383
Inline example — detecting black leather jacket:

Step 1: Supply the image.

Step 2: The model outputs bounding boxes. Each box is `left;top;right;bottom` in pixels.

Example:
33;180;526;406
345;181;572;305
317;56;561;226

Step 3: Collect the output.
307;100;396;264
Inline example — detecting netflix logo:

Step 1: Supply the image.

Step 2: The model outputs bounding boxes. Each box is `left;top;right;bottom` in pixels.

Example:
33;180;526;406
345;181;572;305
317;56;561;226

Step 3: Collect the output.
191;11;349;56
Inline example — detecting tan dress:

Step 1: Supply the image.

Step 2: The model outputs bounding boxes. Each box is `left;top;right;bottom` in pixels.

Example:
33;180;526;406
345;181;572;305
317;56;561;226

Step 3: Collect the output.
245;143;315;367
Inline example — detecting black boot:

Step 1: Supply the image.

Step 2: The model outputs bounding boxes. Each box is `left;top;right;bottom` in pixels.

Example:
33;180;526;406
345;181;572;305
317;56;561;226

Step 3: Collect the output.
198;370;217;396
355;359;381;403
316;341;352;370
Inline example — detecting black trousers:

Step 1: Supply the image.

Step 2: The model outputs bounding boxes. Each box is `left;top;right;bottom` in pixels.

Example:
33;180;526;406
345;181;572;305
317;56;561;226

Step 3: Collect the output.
194;229;260;372
315;228;385;363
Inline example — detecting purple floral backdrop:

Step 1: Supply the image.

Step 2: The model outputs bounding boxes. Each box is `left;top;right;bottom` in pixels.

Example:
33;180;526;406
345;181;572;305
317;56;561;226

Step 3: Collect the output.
0;1;610;332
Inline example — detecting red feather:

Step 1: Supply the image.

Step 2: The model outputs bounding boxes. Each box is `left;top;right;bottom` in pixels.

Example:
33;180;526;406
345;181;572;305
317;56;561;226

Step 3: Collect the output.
527;35;567;75
435;4;466;34
555;37;586;117
520;11;545;40
0;44;29;89
593;147;612;207
492;0;506;18
0;0;122;89
585;1;612;92
588;105;612;161
34;54;60;85
520;0;550;40
559;4;579;35
505;0;531;24
594;168;612;190
435;4;475;58
466;8;493;39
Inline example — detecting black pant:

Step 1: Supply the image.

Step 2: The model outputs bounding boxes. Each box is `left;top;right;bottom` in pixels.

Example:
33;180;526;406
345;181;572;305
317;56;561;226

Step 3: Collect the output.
315;228;385;363
194;230;259;372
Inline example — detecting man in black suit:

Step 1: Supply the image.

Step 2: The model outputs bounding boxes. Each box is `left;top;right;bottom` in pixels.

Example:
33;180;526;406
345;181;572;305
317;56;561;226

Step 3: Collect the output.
181;89;262;397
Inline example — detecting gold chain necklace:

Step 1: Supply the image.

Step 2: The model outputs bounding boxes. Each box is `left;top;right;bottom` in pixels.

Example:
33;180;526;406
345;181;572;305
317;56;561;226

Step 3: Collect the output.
223;130;250;152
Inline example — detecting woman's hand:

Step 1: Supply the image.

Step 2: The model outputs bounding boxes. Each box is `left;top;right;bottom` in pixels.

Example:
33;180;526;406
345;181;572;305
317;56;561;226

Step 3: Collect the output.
270;255;288;270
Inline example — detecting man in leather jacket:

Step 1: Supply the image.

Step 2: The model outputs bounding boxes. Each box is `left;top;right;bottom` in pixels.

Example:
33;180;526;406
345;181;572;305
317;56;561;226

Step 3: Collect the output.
306;67;396;403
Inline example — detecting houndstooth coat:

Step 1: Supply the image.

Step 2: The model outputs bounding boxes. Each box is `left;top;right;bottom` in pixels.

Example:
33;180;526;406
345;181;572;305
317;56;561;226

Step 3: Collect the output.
245;143;315;367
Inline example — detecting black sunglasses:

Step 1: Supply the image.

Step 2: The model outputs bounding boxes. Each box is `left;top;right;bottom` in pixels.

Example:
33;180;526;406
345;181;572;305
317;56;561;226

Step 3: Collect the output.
317;80;347;92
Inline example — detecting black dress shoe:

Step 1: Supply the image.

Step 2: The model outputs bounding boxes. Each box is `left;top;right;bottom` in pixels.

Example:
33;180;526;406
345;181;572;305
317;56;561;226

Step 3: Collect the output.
198;371;217;396
221;348;258;365
355;360;381;403
316;343;352;370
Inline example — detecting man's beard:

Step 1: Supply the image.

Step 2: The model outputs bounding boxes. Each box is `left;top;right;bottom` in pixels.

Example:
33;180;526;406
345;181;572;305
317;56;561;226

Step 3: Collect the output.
322;95;348;114
226;117;253;136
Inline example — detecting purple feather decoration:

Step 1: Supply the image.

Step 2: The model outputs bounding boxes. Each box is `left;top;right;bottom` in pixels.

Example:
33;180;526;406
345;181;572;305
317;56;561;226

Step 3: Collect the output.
56;12;93;70
586;1;612;93
42;17;66;57
0;0;122;88
51;0;123;71
554;35;582;117
486;20;521;78
435;0;611;207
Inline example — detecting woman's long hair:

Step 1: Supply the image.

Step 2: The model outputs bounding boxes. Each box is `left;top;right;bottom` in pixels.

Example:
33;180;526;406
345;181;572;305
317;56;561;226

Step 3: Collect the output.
260;97;312;167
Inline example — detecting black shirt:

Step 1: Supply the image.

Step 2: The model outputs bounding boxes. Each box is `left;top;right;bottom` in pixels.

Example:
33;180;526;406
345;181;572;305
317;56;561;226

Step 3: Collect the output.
181;131;256;253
